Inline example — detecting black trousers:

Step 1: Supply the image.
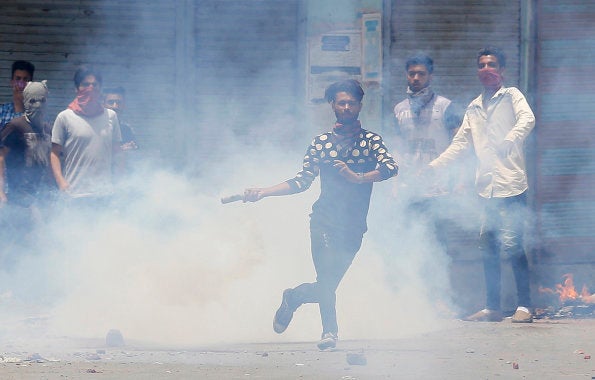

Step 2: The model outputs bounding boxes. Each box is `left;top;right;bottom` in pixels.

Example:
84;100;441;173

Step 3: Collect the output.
291;224;363;335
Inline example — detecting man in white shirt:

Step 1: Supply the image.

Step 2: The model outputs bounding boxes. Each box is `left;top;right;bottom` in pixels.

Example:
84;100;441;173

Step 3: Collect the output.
428;46;535;323
50;65;122;206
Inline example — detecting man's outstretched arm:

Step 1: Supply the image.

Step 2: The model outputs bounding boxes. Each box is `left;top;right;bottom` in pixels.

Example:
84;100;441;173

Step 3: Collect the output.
243;181;296;202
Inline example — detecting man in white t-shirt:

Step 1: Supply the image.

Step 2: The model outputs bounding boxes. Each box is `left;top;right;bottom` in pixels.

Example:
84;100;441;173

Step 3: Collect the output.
50;65;122;204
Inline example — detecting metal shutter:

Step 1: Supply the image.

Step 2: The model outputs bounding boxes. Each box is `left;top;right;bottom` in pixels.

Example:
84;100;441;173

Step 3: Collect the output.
534;1;595;264
0;1;302;165
0;0;178;159
388;0;521;111
193;0;301;165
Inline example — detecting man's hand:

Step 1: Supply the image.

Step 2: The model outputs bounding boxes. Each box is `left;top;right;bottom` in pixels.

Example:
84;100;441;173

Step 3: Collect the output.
0;192;7;206
121;141;138;151
243;188;265;202
57;180;70;192
333;160;361;183
497;140;514;158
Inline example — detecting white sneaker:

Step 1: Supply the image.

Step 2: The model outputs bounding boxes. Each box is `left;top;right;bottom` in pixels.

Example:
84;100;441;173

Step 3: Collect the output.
511;308;533;323
317;332;338;351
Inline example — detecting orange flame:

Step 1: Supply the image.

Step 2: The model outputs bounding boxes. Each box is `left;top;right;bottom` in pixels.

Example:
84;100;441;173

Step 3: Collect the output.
556;273;578;302
539;274;595;304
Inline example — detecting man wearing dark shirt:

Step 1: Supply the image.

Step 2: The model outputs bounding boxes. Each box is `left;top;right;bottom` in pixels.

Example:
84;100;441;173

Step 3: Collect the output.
103;86;138;151
0;80;50;207
0;81;51;262
242;80;399;350
0;60;35;131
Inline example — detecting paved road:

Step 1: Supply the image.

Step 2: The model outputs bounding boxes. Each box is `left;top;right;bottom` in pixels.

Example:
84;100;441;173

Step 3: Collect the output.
1;319;594;379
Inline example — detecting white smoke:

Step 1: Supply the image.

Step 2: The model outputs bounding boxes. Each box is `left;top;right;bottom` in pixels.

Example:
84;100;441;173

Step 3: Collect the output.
0;1;475;350
0;138;464;348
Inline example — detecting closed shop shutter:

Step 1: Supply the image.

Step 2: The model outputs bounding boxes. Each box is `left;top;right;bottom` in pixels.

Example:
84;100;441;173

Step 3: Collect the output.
1;1;302;165
534;1;595;263
388;0;521;111
0;1;178;158
193;0;301;163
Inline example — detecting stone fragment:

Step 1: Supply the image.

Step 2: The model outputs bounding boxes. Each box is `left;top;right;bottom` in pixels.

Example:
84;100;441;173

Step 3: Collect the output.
106;329;125;347
346;352;367;366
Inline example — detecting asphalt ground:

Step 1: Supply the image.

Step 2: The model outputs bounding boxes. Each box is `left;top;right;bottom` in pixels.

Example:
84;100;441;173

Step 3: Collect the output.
0;318;593;379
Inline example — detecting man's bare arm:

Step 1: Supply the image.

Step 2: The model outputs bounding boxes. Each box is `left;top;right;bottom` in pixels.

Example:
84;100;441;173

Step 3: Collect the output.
50;143;69;191
243;181;295;202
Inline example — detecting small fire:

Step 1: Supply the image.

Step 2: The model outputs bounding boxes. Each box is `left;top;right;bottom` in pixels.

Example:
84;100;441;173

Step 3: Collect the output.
539;273;595;304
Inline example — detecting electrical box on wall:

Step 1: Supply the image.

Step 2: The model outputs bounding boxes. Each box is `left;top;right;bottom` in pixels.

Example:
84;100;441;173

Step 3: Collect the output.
361;13;382;84
306;13;382;104
307;30;361;103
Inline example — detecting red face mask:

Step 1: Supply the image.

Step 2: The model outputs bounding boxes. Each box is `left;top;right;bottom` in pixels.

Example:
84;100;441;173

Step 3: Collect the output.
478;68;503;88
68;86;104;117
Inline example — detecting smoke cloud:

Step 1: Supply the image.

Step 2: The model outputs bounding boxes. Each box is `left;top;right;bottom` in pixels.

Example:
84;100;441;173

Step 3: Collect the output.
0;128;469;349
0;1;536;350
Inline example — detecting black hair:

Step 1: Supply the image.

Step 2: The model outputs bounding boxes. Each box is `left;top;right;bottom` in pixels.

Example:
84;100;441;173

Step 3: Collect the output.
73;65;103;88
405;53;434;74
477;46;506;68
11;60;35;79
103;86;126;97
324;79;364;103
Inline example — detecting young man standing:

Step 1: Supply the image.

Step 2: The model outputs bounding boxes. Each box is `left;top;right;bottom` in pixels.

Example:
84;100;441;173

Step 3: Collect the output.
103;86;138;151
0;80;51;207
0;81;51;262
0;60;35;131
428;47;536;323
242;79;399;350
393;53;462;248
393;53;461;180
50;66;122;205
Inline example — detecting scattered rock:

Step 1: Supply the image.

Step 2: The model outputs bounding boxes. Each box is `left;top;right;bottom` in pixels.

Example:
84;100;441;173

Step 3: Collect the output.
346;352;367;366
106;329;125;347
0;356;22;363
25;353;46;362
86;353;101;361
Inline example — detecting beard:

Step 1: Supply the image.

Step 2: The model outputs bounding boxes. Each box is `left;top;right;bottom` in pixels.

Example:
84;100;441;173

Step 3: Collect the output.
335;111;358;124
